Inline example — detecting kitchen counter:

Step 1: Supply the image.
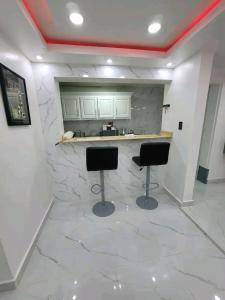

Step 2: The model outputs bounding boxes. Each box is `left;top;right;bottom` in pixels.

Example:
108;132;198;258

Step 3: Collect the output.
60;131;173;144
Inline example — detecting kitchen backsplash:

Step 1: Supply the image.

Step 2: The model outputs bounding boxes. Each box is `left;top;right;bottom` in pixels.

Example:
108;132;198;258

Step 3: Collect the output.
62;85;164;136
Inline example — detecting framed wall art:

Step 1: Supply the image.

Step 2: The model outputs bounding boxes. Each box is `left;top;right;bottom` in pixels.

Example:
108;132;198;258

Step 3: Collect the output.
0;63;31;125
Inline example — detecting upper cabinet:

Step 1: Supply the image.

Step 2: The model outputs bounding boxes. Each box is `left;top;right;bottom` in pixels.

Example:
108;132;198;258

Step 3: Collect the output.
114;96;131;119
61;94;80;120
97;96;114;119
61;92;131;121
80;96;97;119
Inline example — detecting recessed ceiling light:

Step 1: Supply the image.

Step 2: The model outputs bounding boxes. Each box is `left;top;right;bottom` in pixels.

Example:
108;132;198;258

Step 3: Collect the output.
82;74;89;77
120;76;125;79
167;62;173;67
107;58;112;64
69;12;84;25
148;22;161;34
104;66;113;76
36;55;43;60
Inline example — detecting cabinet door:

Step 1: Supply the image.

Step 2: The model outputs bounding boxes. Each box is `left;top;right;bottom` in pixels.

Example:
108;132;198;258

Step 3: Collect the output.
80;96;97;119
61;95;80;120
114;96;131;119
97;96;114;119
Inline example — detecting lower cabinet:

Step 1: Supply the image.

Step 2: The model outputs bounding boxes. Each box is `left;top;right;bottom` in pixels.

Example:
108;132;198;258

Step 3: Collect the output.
61;92;131;121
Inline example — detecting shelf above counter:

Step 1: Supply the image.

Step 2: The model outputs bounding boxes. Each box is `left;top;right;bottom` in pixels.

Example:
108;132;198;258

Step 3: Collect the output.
59;131;173;144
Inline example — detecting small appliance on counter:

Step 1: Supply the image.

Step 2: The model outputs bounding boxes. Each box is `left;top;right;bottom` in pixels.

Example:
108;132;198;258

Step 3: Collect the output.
100;129;119;136
73;130;86;137
119;128;134;136
100;121;119;136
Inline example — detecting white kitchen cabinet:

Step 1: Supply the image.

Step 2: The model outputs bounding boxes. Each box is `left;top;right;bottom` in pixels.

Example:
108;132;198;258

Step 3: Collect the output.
97;96;114;119
114;96;131;119
80;96;98;119
61;92;131;121
61;95;80;120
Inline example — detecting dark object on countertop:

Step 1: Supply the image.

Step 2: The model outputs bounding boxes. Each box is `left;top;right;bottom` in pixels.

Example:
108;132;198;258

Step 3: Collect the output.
106;121;113;130
100;130;119;136
73;130;85;137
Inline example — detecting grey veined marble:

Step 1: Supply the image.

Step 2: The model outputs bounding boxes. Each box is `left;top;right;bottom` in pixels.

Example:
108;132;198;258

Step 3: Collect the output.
1;189;225;300
31;63;172;206
183;181;225;255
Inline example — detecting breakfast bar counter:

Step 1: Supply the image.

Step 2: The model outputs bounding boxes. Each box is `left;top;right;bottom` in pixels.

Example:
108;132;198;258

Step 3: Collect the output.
60;131;173;144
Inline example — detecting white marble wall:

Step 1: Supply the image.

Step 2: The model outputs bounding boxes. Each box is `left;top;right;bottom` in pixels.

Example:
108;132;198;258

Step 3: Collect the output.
32;63;173;203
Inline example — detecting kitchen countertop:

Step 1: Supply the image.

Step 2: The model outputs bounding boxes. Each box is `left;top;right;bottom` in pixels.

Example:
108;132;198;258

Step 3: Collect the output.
59;131;173;144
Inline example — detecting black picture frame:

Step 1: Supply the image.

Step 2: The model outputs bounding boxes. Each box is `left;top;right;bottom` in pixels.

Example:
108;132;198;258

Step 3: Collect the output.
0;63;31;126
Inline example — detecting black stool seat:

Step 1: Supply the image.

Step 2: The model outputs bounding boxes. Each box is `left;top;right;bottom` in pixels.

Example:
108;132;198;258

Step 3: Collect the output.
132;142;170;210
86;146;118;217
132;142;170;167
86;147;118;171
132;156;141;166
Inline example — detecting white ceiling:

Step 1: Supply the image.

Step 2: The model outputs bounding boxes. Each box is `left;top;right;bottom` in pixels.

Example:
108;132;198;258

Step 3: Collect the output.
0;0;225;68
23;0;212;47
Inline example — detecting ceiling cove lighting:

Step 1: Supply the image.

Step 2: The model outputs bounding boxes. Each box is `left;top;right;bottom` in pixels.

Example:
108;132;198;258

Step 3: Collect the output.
107;58;113;64
36;55;43;60
22;0;222;52
69;12;84;25
148;22;161;34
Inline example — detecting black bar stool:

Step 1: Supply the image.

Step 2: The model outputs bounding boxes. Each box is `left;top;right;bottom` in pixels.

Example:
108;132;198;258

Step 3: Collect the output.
132;142;170;210
86;146;118;217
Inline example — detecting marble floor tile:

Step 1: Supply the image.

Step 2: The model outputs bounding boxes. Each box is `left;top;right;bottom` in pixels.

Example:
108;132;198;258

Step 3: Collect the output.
183;180;225;254
1;188;225;300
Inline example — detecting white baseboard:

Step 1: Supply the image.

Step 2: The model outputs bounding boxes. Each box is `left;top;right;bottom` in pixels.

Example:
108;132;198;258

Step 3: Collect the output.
207;177;225;183
0;199;54;292
163;186;194;207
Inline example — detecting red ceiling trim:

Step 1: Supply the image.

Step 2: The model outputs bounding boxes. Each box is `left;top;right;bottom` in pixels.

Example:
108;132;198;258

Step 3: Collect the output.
22;0;222;53
167;0;222;49
45;38;169;52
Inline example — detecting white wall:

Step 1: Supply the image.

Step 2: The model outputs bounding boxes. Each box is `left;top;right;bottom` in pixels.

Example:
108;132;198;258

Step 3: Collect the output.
162;51;214;204
0;34;52;281
208;83;225;181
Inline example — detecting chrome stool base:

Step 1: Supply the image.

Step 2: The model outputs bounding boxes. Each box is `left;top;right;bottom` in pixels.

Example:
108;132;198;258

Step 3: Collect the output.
92;201;115;217
136;195;158;210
